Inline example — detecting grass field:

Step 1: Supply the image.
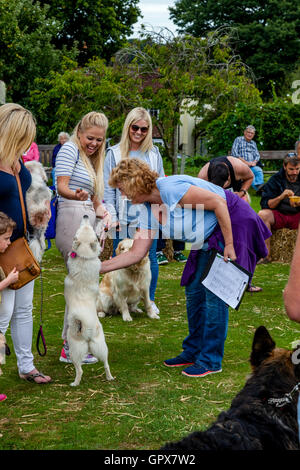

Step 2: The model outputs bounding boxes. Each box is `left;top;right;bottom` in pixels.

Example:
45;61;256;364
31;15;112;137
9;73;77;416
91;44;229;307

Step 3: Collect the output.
0;176;299;450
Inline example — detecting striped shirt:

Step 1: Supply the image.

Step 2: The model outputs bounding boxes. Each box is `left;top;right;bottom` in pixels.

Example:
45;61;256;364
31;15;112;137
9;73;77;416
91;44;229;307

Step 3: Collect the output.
55;141;94;201
231;136;260;163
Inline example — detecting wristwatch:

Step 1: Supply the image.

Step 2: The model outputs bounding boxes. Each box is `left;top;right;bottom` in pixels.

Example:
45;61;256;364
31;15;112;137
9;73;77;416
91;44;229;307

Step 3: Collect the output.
240;189;247;196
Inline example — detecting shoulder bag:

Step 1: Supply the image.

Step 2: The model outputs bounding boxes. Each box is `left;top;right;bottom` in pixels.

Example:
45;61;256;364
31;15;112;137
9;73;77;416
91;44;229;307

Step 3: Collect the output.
0;168;41;289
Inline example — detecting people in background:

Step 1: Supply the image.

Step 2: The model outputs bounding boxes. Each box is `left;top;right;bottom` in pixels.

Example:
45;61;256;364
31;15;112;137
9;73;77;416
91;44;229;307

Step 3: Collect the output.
22;142;40;163
104;107;164;316
156;238;187;265
231;125;264;192
55;111;111;364
51;132;70;185
258;153;300;264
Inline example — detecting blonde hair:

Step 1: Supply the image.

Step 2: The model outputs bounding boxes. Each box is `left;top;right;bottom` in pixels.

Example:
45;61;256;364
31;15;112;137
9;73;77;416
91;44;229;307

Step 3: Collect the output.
71;111;108;199
109;158;158;200
0;211;16;235
0;103;36;167
119;107;153;159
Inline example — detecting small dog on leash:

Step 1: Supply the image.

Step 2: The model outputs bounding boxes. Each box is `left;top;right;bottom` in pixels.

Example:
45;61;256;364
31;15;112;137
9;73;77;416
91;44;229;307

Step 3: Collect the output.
97;238;160;322
162;326;300;450
25;161;52;262
64;215;114;387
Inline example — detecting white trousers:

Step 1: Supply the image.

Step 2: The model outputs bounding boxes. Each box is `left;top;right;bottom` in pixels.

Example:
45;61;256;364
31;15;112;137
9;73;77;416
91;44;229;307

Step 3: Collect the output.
0;281;35;374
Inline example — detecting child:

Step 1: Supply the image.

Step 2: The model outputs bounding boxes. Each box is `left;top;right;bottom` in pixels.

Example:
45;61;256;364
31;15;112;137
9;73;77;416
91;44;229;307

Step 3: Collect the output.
0;211;19;402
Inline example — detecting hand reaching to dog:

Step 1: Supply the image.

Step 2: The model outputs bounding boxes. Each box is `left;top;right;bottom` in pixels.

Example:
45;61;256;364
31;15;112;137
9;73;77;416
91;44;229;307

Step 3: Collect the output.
31;201;52;228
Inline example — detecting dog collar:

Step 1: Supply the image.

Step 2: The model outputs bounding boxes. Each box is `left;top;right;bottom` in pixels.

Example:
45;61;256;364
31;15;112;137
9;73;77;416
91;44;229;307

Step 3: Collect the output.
268;382;300;408
69;251;77;258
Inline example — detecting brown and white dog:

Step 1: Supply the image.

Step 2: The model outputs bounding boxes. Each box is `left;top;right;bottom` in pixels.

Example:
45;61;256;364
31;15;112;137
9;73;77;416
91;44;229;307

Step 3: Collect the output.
97;238;160;322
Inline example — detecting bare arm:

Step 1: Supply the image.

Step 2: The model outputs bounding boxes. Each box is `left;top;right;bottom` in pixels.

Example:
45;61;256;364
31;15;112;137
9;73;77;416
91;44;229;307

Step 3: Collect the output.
57;176;89;201
179;186;236;261
283;230;300;322
227;157;254;193
100;230;154;274
267;189;294;210
198;163;209;180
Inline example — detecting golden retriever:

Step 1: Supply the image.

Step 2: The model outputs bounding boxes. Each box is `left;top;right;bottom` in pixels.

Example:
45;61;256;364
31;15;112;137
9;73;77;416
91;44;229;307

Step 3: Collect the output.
97;238;160;322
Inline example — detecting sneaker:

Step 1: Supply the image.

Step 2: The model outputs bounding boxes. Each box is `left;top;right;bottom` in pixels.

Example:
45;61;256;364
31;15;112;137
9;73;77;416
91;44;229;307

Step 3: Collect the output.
173;251;187;263
157;252;168;265
151;301;160;315
182;365;222;377
164;355;194;367
0;394;7;402
59;342;98;364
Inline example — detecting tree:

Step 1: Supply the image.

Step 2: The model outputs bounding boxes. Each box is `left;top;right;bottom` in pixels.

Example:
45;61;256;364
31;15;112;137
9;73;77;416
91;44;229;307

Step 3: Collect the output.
169;0;300;95
37;0;141;63
116;28;261;173
0;0;77;104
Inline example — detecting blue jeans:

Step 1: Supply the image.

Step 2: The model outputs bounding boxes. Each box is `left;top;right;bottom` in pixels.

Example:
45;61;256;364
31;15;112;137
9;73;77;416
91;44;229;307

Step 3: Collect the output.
113;234;158;302
250;166;264;190
181;250;229;371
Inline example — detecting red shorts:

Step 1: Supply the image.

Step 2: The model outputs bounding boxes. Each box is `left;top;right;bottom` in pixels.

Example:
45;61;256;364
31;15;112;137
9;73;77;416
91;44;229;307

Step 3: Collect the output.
272;210;300;230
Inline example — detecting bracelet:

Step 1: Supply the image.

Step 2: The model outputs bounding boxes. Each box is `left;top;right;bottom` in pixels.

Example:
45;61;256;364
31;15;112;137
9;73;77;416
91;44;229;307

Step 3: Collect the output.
96;211;108;220
240;189;247;196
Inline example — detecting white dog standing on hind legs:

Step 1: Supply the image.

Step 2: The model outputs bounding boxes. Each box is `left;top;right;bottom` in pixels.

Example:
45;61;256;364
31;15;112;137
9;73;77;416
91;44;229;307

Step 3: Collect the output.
64;215;114;386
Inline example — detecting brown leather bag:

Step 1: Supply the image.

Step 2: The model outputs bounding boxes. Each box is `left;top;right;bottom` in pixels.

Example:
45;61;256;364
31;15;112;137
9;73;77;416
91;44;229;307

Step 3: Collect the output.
0;168;41;289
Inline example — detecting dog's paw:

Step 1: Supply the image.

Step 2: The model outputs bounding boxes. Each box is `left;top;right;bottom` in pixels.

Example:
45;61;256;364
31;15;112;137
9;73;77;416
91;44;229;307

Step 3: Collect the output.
70;381;79;387
98;311;106;319
148;312;160;320
122;313;133;322
131;307;142;313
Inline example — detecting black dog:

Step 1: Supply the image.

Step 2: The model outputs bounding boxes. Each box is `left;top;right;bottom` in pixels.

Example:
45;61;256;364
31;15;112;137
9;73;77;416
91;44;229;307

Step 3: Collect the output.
162;326;300;450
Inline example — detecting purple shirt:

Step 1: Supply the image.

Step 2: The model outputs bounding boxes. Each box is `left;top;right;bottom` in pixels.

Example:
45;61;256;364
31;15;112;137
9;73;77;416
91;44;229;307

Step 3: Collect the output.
181;190;271;286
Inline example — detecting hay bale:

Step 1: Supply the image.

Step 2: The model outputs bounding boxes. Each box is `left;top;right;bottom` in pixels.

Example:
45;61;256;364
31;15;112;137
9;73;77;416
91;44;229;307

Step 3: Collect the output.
270;228;298;262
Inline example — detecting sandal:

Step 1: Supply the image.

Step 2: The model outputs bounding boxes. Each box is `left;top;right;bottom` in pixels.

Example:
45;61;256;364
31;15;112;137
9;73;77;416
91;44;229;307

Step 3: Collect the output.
19;369;52;384
246;285;263;293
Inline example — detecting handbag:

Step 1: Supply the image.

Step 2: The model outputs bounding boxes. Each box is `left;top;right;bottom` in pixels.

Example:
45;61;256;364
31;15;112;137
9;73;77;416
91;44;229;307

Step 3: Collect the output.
0;168;41;289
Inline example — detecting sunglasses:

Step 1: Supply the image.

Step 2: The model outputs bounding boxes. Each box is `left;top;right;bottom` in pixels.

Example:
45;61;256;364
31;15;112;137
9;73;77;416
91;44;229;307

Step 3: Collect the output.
286;152;298;158
131;124;149;134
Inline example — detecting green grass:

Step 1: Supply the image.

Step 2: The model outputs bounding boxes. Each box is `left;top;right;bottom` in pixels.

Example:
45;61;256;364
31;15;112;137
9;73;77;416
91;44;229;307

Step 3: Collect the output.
0;242;299;450
0;167;299;450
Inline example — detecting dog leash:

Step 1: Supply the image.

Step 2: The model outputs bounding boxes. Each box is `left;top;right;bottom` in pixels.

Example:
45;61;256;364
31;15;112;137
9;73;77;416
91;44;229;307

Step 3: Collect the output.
268;382;300;408
36;261;47;356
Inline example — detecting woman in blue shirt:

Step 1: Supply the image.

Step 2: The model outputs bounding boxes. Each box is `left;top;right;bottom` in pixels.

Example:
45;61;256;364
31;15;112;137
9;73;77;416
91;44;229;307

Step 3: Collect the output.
100;158;270;378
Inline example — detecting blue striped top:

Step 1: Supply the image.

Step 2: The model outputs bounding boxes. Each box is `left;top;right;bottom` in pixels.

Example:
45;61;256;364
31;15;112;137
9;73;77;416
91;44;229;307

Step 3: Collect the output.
55;141;94;201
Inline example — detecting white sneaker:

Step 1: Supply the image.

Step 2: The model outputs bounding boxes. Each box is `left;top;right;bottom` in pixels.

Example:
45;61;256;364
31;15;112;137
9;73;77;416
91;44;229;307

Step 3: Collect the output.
151;301;160;315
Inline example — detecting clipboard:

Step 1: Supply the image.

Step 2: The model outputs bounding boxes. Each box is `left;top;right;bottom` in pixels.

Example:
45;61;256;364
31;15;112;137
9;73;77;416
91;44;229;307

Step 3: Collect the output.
200;250;251;310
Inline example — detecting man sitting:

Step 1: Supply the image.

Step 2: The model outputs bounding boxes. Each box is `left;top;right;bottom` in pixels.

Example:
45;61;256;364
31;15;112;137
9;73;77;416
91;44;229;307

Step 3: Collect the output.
231;125;264;192
258;153;300;263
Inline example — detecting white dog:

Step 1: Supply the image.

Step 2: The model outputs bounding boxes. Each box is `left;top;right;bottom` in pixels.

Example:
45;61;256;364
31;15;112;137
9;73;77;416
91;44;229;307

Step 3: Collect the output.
97;238;160;322
25;161;52;262
64;215;114;386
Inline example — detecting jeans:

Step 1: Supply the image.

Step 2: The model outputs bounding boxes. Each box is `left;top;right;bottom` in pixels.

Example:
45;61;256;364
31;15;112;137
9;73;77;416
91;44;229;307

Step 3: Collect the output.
113;233;158;302
181;249;229;371
250;165;264;190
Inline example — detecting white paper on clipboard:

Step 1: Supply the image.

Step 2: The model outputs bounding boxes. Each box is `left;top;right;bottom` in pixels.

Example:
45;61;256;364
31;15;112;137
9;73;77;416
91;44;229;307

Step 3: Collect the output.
201;252;250;310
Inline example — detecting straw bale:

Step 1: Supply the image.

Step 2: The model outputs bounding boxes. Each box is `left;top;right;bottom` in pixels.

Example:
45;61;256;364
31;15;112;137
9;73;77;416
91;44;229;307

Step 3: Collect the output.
270;228;298;263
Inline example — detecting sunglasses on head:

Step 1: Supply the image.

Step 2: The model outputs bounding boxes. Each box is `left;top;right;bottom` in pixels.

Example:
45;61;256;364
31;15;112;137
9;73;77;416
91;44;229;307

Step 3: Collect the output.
286;152;298;158
131;124;149;134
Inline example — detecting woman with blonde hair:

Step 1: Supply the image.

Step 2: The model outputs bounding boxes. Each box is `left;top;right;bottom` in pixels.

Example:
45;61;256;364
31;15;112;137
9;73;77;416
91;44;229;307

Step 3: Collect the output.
0;103;52;384
104;107;165;317
55;111;111;363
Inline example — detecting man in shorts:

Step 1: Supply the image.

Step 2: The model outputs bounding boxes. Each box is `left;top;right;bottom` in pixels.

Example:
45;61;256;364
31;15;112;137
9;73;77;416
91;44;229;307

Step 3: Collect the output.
258;153;300;263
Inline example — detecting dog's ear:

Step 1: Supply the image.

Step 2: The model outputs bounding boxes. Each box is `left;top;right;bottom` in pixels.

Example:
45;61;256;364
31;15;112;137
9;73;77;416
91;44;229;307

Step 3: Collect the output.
250;326;276;368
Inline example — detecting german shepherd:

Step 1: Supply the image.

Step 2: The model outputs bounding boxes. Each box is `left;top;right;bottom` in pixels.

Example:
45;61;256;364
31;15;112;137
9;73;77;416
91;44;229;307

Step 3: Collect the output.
162;326;300;450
